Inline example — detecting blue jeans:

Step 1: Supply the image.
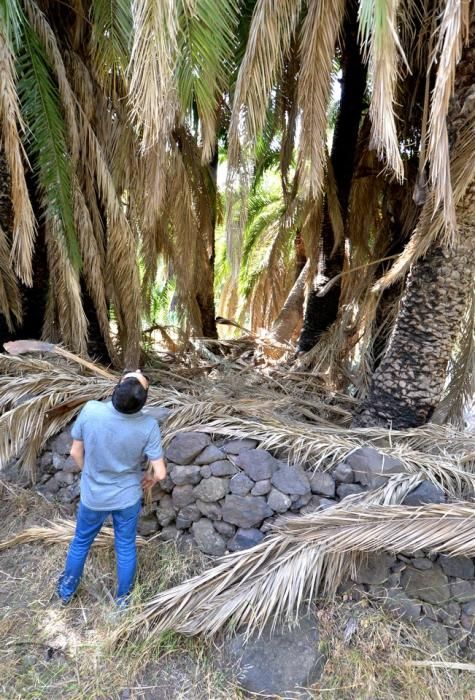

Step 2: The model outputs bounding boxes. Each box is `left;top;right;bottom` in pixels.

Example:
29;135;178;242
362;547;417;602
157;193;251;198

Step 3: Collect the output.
57;499;141;604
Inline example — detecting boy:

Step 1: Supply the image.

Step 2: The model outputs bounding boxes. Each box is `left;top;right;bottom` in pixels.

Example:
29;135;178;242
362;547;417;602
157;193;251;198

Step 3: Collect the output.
57;370;167;606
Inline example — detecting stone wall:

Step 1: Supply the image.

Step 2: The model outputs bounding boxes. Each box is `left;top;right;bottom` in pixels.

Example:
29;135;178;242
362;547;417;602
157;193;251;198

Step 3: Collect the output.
33;421;474;656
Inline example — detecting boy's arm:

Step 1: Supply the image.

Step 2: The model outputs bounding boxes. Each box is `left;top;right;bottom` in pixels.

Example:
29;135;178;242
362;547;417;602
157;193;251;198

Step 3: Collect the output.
142;457;167;489
70;439;85;470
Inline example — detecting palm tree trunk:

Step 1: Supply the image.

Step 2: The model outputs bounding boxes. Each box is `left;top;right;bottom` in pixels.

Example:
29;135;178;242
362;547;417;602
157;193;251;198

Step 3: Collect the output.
298;0;366;352
353;18;475;428
271;260;309;343
195;147;218;338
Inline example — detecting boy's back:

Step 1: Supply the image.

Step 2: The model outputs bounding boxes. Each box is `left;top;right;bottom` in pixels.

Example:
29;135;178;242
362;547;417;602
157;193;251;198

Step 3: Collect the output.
72;400;163;511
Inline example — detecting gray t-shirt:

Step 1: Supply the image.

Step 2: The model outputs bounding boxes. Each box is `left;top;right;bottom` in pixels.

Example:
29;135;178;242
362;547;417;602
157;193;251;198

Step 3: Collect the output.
71;400;163;511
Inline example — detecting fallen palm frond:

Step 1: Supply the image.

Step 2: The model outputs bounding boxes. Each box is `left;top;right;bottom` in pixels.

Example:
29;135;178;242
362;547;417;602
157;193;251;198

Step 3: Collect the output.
183;415;475;496
0;518;147;551
0;349;474;486
114;503;475;643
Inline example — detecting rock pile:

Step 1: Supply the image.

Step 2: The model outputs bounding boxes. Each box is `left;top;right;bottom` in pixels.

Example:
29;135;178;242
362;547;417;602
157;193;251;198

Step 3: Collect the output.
36;427;447;553
343;551;475;657
33;420;475;656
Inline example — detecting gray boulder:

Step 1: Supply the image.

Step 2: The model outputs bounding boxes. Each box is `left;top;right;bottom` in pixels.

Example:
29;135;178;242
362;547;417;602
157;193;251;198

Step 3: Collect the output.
251;479;272;496
172;484;195;509
301;496;336;514
267;488;292;513
402;564;450;604
191;519;226;556
271;465;311;496
310;472;335;498
411;557;433;571
166;432;210;465
49;428;72;455
419;618;449;648
228;614;324;699
337;483;364;499
193;476;228;502
229;473;254;496
438;555;475;579
450;579;475;603
178;503;201;523
200;465;212;479
290;492;313;511
156;494;176;526
222;438;258;454
196;499;223;521
170;465;202;486
195;444;226;465
332;462;354;483
138;515;159;536
347;447;407;488
160;525;180;541
222;495;273;528
354;553;396;585
381;588;422;621
402;480;446;506
228;528;264;551
210;460;238;477
61;456;80;474
213;520;236;537
158;474;174;493
237;449;280;481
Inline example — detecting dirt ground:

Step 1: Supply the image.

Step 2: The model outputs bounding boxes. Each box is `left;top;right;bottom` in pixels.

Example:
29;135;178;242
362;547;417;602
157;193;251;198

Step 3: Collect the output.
2;481;475;700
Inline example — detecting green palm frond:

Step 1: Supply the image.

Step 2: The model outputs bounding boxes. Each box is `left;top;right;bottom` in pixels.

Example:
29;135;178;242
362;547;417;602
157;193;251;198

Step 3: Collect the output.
90;0;132;80
17;21;80;268
177;0;239;161
0;0;23;46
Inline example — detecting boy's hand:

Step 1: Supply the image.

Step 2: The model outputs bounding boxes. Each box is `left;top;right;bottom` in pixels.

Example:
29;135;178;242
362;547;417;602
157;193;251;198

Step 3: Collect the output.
142;457;167;490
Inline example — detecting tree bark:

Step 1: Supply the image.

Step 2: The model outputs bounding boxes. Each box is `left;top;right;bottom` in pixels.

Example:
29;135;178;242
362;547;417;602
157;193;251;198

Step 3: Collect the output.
195;147;218;338
298;0;367;352
353;15;475;428
271;260;309;343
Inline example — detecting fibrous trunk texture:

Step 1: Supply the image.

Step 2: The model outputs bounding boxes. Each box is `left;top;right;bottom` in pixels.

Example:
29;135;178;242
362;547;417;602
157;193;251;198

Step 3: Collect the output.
354;15;475;428
271;260;309;343
353;238;474;428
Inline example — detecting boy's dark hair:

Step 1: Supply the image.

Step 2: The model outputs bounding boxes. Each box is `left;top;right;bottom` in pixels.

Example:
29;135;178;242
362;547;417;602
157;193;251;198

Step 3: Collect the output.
112;378;148;414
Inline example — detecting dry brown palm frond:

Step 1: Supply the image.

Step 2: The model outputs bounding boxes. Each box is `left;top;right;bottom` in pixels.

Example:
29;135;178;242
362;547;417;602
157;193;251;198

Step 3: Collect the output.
176;415;475;495
425;0;468;234
227;0;302;168
115;503;475;642
43;220;88;357
73;182;117;362
433;289;475;427
358;0;406;181
0;30;36;285
0;225;22;331
0;518;147;551
79;106;142;365
297;0;345;197
129;0;178;153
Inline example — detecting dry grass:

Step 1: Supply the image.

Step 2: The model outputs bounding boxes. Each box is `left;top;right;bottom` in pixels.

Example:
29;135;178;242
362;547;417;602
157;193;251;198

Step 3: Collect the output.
0;485;240;700
1;485;475;699
314;601;475;699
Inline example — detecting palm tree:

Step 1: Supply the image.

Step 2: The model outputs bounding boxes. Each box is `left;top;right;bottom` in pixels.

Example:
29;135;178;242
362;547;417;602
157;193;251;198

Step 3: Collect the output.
227;0;474;426
0;0;239;363
353;9;475;428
